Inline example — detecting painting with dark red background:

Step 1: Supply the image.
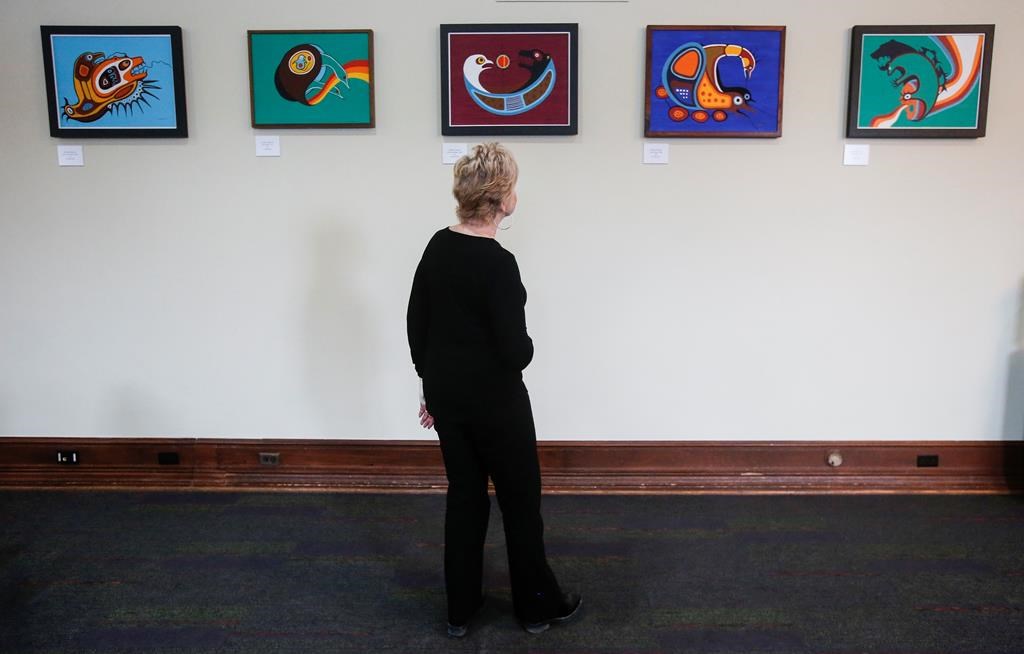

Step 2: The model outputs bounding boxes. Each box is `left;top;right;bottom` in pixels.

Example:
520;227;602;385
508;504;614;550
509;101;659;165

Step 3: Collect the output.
447;32;571;127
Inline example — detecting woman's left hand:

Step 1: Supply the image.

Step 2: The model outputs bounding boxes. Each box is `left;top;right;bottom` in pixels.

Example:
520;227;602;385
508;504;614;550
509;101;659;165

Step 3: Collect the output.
418;403;435;430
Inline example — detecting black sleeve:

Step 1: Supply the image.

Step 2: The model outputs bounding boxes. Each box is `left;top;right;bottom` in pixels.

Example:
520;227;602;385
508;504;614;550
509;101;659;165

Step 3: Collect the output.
406;258;428;377
487;252;534;371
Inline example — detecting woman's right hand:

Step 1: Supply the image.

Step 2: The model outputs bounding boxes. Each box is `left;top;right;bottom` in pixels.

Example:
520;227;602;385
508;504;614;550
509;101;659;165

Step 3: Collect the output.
418;403;435;430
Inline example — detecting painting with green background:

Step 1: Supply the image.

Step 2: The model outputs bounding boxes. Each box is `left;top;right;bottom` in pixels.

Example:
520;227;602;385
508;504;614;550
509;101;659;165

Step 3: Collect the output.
248;30;373;128
855;32;986;130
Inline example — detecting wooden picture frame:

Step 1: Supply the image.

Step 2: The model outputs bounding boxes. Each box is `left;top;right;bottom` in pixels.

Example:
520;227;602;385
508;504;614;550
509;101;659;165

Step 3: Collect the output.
248;29;375;129
644;25;785;138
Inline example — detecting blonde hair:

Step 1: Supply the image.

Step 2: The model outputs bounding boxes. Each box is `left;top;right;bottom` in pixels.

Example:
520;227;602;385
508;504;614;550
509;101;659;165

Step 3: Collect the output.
452;142;518;224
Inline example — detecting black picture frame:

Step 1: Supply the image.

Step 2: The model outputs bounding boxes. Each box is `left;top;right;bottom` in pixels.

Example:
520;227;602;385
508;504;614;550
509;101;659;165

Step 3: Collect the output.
40;25;188;138
440;23;578;136
846;24;994;139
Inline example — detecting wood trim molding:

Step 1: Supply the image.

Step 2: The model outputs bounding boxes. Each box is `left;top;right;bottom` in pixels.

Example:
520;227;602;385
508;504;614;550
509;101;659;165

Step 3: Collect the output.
0;438;1021;494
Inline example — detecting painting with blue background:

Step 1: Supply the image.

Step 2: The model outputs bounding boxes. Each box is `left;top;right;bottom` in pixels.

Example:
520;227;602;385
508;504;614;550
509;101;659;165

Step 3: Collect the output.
648;29;782;135
50;34;178;129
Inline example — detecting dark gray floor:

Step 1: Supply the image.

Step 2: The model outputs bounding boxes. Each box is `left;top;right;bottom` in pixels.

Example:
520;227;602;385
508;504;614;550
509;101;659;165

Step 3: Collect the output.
1;492;1023;653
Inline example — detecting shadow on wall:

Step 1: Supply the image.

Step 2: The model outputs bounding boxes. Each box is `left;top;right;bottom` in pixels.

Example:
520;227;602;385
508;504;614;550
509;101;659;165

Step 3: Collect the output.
1005;279;1024;439
1007;351;1024;439
1004;279;1024;492
303;222;371;436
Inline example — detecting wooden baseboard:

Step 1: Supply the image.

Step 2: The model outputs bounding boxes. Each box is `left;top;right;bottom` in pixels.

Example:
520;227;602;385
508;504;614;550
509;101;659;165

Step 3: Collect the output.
0;438;1021;494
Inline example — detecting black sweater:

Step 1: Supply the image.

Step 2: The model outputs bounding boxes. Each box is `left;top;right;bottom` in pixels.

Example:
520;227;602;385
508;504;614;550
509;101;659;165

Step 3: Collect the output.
407;228;534;415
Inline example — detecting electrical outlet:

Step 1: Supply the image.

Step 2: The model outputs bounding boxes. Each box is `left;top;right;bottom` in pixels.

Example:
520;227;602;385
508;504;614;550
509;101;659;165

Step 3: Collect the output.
56;451;79;465
259;452;280;466
158;452;180;465
917;454;939;468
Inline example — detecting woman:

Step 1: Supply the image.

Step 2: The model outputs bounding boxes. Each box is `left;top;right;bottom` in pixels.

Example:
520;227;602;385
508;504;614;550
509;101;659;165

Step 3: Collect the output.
406;143;581;637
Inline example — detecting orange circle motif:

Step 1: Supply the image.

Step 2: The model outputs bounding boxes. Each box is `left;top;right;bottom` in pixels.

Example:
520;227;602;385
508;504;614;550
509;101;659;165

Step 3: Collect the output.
496;54;511;69
712;111;727;122
655;86;668;99
288;50;317;75
668;107;688;122
692;111;709;123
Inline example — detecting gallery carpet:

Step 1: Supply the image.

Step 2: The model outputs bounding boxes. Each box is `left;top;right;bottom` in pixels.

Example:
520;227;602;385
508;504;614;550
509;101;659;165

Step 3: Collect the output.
1;491;1022;653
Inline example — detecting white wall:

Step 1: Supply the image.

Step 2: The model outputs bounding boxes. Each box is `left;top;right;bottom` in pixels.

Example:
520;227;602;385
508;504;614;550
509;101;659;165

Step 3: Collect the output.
1;0;1022;440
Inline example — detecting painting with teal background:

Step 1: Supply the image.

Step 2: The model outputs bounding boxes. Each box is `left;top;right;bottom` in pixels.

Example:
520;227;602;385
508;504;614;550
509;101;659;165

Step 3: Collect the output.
41;26;188;137
645;26;785;138
846;25;994;138
248;30;374;128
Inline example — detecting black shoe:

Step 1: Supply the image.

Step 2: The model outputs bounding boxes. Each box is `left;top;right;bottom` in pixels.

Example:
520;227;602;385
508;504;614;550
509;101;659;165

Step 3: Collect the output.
446;622;469;638
521;593;582;634
446;595;486;638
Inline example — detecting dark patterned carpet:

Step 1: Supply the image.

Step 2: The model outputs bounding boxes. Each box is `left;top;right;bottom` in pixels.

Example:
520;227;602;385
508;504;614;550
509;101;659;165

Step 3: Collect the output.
1;492;1023;653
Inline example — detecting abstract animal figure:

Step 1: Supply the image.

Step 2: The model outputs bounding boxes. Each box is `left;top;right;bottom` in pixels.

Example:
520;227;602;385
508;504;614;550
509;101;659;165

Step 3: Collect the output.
867;34;984;127
62;51;159;123
275;43;369;106
655;43;757;123
462;48;556;115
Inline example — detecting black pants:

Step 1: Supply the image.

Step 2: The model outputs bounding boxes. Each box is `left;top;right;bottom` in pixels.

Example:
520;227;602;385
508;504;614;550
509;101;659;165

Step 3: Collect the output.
433;388;564;625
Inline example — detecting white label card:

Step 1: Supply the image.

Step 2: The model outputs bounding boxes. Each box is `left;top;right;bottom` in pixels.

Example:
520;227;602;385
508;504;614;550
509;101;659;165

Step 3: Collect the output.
843;144;870;166
57;145;84;167
643;142;669;165
255;136;281;157
442;143;469;165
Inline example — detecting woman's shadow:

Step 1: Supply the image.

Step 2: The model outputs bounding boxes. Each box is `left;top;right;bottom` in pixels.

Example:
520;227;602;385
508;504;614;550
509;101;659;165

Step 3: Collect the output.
303;223;372;435
1003;279;1024;491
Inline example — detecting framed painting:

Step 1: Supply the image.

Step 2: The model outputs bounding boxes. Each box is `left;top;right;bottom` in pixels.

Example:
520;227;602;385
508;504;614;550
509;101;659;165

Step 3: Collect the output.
645;26;785;138
846;25;995;138
248;30;374;128
40;25;188;138
441;23;578;136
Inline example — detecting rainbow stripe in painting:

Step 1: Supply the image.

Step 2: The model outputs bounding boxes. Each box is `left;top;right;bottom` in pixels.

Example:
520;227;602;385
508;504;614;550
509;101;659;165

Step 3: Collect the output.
343;59;370;84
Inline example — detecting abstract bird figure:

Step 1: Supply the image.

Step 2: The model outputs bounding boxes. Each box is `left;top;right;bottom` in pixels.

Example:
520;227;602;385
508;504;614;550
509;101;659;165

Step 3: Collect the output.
462;48;557;116
656;42;757;124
